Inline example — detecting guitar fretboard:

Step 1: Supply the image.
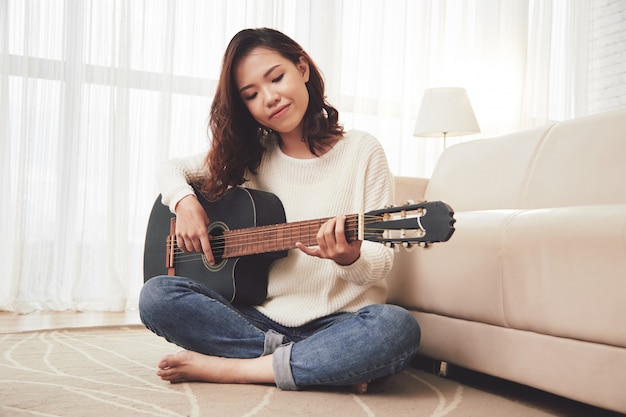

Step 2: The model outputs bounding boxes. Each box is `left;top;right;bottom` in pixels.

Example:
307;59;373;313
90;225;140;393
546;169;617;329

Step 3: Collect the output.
220;214;360;258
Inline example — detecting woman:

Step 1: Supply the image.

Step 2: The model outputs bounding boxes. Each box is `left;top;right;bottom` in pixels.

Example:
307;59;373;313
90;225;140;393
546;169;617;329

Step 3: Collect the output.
139;28;420;393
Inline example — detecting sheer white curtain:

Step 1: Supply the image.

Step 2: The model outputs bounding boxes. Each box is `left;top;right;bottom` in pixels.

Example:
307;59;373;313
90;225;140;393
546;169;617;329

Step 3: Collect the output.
1;0;590;313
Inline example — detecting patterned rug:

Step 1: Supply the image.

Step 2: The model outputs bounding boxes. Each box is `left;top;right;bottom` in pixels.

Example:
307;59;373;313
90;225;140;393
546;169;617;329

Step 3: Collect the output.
0;326;606;417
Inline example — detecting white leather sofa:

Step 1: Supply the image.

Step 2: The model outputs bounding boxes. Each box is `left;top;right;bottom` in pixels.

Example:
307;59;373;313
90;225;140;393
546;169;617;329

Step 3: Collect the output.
387;108;626;413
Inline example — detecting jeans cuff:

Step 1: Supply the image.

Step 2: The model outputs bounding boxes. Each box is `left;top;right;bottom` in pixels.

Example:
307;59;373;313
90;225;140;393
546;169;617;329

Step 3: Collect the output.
263;330;284;356
273;342;298;390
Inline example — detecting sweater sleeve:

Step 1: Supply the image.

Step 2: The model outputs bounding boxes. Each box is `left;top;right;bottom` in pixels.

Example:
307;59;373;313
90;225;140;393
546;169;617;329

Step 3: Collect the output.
336;241;394;286
157;152;207;213
335;134;395;286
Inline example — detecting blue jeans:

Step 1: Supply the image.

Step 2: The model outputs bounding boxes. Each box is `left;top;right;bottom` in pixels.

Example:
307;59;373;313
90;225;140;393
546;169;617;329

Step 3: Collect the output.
139;275;421;390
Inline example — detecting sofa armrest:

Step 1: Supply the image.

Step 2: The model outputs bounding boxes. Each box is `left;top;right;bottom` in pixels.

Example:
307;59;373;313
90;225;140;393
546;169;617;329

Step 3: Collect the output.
395;176;429;204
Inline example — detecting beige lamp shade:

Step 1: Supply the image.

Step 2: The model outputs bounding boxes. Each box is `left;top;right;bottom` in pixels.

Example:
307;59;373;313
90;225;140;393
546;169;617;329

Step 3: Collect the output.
413;87;480;139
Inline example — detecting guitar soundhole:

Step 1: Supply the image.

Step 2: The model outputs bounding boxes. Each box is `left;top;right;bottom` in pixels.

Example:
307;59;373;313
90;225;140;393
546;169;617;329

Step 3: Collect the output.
203;221;227;271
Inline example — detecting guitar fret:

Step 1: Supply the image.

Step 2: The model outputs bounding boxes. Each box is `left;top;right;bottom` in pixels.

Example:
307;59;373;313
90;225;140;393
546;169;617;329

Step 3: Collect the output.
266;226;273;253
308;220;314;245
307;220;314;246
261;227;267;254
259;228;264;252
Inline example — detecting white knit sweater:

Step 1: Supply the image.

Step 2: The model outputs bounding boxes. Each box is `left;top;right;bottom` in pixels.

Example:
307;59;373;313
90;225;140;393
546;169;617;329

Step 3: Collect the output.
158;130;395;327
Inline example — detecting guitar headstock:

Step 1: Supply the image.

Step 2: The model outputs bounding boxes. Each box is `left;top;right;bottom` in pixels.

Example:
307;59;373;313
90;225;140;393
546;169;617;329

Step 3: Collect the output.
363;200;455;248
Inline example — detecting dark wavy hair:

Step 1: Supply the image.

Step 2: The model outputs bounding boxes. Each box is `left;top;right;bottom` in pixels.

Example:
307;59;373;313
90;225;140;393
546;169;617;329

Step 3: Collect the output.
198;27;344;199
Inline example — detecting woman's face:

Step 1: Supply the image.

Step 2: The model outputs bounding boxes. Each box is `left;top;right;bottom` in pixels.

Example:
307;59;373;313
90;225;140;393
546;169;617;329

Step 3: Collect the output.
235;47;310;142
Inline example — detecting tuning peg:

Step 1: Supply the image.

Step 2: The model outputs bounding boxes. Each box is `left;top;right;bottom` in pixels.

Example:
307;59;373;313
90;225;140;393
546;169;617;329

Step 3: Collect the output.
403;199;415;205
384;242;400;252
402;242;416;252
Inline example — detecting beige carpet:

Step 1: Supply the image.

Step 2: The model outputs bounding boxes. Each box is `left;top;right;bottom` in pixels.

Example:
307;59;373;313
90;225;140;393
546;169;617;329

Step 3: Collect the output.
0;326;616;417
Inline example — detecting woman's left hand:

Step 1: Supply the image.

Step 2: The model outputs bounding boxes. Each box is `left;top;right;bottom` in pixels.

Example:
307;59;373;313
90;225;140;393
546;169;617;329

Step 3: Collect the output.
296;215;362;265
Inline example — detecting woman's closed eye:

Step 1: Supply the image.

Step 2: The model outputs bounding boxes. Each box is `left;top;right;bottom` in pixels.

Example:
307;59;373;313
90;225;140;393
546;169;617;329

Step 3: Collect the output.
242;74;284;101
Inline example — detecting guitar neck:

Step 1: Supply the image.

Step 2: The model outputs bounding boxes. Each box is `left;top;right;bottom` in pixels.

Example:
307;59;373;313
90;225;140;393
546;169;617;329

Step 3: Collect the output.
221;214;360;259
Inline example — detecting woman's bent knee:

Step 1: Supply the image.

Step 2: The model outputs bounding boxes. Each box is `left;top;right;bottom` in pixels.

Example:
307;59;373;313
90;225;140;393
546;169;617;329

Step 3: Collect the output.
139;276;168;310
138;276;181;330
367;304;421;359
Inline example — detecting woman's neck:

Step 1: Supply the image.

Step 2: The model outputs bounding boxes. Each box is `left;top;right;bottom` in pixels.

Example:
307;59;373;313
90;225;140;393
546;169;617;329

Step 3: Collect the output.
279;137;316;159
278;135;341;159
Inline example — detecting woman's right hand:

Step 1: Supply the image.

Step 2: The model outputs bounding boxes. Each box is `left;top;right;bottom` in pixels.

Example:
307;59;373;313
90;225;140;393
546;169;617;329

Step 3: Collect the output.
174;194;215;265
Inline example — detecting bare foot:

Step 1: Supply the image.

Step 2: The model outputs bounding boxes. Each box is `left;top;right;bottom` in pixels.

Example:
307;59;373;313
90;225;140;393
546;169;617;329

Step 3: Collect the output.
158;350;371;393
157;350;274;384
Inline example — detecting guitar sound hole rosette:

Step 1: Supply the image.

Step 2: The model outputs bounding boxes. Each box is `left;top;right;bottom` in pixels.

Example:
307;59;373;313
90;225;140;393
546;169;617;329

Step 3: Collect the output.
203;221;228;271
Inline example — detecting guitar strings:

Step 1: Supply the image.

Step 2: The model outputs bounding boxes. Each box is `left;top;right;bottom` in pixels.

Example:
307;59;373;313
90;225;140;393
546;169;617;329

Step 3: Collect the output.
169;214;388;249
167;227;396;265
169;215;386;248
165;214;406;262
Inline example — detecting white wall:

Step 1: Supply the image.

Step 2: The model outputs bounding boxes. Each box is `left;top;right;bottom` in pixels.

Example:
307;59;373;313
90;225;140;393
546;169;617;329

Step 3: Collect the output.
589;0;626;113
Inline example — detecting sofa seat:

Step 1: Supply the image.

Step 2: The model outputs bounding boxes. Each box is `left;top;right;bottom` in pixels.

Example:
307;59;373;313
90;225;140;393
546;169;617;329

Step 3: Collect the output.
387;108;626;413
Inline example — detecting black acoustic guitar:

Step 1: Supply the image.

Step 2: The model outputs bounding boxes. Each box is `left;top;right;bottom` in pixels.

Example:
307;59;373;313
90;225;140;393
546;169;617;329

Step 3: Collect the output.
143;187;455;305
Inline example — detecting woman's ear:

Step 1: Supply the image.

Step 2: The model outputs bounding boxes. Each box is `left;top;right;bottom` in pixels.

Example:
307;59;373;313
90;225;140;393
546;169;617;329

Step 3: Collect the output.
297;56;310;83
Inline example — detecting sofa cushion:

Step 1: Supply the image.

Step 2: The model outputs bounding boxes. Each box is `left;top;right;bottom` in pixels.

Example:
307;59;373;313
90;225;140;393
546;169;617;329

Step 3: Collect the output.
387;210;517;328
425;125;553;211
521;108;626;208
502;204;626;348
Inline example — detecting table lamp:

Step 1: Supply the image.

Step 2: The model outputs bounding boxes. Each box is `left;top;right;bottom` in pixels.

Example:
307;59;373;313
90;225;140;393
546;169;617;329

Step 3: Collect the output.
413;87;480;148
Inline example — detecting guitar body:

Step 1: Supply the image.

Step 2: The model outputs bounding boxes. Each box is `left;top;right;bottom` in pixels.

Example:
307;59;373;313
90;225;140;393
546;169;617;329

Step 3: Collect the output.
143;187;288;305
